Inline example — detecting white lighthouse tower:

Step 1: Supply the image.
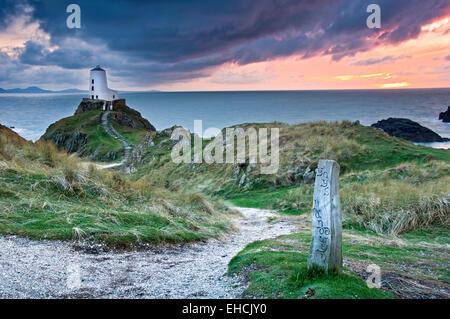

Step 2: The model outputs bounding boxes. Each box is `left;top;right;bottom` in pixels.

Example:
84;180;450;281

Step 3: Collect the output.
89;65;118;103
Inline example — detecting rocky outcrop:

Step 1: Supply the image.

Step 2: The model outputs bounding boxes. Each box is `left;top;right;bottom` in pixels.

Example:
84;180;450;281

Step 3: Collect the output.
74;99;156;132
371;118;449;143
112;99;156;131
439;106;450;123
111;113;136;128
45;130;88;154
74;99;104;115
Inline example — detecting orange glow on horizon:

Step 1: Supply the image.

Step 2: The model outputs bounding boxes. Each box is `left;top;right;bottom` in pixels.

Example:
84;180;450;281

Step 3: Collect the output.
152;14;450;91
378;82;410;89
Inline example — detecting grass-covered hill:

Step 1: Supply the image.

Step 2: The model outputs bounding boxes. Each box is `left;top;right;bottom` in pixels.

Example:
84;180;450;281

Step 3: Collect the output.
132;121;449;234
0;124;29;148
40;99;155;162
1;119;448;298
0;127;233;246
128;120;449;298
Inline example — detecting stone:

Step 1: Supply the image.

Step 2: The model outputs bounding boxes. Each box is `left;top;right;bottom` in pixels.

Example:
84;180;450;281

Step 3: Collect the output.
308;159;342;274
238;174;247;186
302;166;315;184
439;106;450;123
371;118;449;143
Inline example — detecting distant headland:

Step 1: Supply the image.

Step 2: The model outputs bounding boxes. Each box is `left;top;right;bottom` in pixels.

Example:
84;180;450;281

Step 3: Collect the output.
0;86;87;94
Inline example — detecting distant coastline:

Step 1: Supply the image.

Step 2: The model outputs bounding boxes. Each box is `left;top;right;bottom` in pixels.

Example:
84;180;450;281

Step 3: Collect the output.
0;86;164;94
0;86;87;94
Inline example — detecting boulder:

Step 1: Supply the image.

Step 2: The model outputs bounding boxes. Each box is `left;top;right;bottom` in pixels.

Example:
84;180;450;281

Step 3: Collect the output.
371;118;449;143
439;106;450;123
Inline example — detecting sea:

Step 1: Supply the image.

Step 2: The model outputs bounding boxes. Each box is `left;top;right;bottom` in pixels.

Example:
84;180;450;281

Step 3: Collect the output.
0;88;449;149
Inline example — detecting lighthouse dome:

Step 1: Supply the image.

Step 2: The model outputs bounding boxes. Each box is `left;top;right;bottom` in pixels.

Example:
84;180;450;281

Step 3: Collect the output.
91;65;105;72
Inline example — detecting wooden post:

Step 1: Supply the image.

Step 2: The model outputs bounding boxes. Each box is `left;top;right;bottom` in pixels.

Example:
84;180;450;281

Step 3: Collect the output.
308;159;342;274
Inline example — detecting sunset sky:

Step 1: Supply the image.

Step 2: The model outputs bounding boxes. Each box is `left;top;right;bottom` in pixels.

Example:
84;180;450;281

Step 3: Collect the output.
0;0;449;91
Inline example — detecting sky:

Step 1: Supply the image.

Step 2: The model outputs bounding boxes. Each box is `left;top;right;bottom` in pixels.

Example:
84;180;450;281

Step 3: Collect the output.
0;0;449;91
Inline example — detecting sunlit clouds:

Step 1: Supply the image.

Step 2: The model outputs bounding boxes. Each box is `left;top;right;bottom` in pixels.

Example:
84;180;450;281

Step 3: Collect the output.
0;1;449;91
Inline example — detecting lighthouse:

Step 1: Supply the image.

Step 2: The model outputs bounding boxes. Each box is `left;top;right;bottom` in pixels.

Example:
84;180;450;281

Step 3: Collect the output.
89;65;118;102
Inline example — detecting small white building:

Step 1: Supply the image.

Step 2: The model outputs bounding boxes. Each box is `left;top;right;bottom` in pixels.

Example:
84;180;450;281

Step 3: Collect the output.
89;65;118;102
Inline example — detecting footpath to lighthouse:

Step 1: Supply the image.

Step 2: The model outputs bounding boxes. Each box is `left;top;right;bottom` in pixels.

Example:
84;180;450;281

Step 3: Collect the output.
101;109;132;171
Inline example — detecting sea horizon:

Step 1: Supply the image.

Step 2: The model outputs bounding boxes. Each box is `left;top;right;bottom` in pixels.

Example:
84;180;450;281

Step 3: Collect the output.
1;89;449;149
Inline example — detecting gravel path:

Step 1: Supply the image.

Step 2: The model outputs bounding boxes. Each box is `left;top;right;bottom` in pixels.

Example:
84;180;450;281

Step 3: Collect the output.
0;207;299;299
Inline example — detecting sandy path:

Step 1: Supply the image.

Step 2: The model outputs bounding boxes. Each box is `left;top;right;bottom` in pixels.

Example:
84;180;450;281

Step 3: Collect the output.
0;207;299;299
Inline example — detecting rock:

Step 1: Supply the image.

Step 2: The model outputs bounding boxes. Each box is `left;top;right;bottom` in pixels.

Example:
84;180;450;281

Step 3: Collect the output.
47;130;87;154
239;174;247;186
439;106;450;123
106;151;117;161
74;99;105;115
371;118;449;143
111;113;136;128
156;126;183;139
302;166;315;184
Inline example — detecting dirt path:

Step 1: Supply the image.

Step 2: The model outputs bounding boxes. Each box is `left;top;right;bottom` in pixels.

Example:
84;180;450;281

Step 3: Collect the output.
0;207;299;299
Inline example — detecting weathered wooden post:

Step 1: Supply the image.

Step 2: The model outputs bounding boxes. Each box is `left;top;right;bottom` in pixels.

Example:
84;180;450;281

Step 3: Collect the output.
308;159;342;274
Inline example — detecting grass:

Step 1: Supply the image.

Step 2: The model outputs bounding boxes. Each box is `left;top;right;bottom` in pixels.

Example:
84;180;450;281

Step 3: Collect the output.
129;120;449;237
0;133;233;246
228;234;396;299
229;228;449;298
82;124;123;160
228;161;450;235
2;119;449;298
40;104;153;161
111;121;150;146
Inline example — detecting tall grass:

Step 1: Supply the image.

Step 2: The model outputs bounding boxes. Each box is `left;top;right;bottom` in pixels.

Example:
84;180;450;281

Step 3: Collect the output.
341;176;449;235
0;135;233;245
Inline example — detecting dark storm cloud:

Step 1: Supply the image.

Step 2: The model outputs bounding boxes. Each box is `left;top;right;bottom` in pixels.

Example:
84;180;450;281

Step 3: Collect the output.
0;0;28;27
2;0;450;86
19;40;102;69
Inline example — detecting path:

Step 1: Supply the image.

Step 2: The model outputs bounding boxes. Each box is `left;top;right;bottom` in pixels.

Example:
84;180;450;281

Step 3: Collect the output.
0;208;299;298
100;110;132;171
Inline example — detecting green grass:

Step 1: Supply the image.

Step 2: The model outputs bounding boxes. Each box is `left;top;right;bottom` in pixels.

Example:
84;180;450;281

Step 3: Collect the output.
228;234;395;299
82;124;123;160
348;125;450;170
228;187;294;209
111;121;149;146
40;105;153;161
229;160;449;235
229;228;449;298
0;136;233;246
